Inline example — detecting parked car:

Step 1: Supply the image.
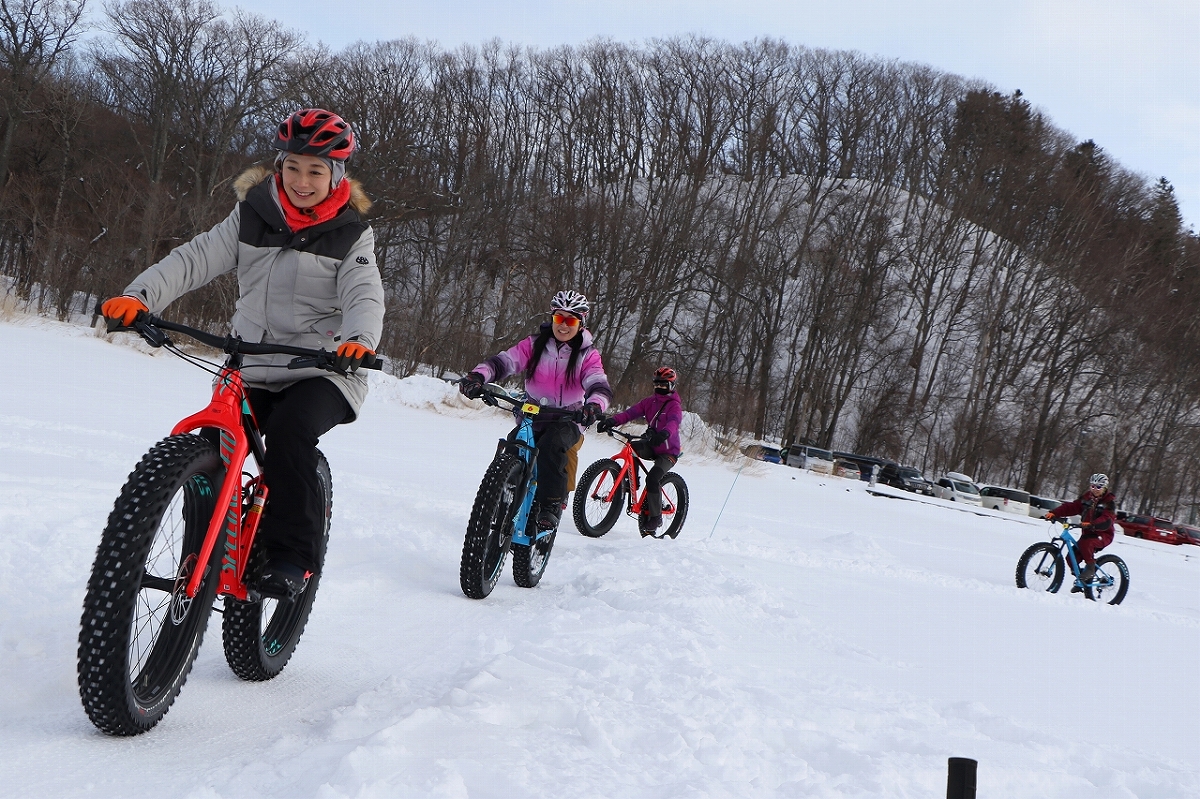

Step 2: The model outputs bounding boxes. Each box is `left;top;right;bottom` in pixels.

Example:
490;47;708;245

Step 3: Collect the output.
743;443;782;464
1173;523;1200;547
1118;513;1179;545
1027;495;1063;518
833;452;891;482
879;463;935;495
933;475;983;505
833;459;861;480
979;485;1031;516
785;445;835;475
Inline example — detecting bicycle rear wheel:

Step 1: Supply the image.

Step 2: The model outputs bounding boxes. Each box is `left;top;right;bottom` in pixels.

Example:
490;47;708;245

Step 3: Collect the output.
572;459;626;537
223;451;332;680
659;473;690;539
78;434;225;735
1015;542;1065;593
513;519;556;588
1086;554;1130;605
460;453;522;598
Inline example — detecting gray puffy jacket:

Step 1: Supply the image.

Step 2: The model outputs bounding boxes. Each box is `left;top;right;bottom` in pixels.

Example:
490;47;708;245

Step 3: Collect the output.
123;166;385;418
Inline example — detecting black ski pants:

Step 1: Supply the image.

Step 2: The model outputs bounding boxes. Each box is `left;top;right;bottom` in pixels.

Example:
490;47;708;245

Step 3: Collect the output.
248;378;351;573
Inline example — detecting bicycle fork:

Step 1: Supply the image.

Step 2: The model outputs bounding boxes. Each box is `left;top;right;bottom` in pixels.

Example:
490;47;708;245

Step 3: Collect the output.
495;437;548;547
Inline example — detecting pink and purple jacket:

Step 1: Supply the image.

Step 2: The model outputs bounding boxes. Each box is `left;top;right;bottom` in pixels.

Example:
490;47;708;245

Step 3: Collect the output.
473;325;612;414
608;392;683;458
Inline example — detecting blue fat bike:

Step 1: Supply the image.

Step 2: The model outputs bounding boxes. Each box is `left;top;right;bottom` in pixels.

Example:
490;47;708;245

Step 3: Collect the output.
1015;521;1130;605
459;384;582;599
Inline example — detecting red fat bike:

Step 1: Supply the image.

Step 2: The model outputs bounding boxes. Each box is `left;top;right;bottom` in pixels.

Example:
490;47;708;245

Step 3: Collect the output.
572;426;689;539
78;313;379;735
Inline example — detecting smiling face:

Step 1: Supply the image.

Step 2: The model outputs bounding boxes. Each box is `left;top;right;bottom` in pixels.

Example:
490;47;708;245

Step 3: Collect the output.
279;154;333;208
551;312;582;342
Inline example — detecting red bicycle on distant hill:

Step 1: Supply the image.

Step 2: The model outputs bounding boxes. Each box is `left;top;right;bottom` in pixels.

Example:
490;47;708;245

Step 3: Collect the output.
78;313;379;735
572;426;689;539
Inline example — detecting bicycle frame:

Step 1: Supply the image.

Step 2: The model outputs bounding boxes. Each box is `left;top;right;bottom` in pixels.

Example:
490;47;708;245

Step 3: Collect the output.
1051;523;1115;590
173;361;264;602
595;429;675;519
112;311;381;602
484;392;565;547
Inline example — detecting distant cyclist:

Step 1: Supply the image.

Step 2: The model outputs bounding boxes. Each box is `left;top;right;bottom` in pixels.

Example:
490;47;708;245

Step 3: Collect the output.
459;290;612;531
1044;473;1117;583
597;366;683;536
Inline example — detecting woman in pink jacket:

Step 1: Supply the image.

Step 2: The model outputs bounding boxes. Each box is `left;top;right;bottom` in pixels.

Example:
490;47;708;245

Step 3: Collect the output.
597;367;683;535
459;291;612;530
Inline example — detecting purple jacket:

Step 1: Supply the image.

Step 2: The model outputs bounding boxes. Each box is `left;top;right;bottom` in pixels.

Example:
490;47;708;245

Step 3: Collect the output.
609;392;683;457
474;325;612;413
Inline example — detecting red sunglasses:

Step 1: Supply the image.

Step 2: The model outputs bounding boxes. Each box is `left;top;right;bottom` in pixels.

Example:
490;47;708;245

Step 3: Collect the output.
551;313;582;327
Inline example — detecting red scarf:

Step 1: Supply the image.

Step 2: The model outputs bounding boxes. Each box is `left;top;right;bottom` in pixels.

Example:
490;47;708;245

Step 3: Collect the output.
275;174;352;233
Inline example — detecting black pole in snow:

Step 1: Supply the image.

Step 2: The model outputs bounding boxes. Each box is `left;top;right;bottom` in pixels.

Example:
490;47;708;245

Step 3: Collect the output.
946;757;977;799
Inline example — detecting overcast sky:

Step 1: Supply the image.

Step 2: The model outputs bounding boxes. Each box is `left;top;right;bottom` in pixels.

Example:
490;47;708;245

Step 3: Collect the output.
229;0;1199;228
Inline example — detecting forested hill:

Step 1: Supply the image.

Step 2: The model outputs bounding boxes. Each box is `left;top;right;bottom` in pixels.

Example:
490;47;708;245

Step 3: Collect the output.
1;0;1197;517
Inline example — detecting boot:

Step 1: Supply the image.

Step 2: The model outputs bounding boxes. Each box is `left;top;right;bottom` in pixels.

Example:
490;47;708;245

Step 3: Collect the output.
536;497;564;531
1079;563;1096;583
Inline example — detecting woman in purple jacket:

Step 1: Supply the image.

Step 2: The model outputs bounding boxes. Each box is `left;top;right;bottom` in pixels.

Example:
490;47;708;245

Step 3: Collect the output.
597;367;683;535
459;291;612;531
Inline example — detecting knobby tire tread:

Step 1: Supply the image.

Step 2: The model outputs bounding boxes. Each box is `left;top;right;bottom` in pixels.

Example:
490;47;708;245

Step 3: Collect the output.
460;453;522;599
1087;554;1130;605
660;473;690;539
1015;542;1064;593
77;434;224;735
222;451;332;680
572;459;625;537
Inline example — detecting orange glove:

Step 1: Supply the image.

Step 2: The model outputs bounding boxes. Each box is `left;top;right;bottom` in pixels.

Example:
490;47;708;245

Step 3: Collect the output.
101;295;148;327
334;340;375;372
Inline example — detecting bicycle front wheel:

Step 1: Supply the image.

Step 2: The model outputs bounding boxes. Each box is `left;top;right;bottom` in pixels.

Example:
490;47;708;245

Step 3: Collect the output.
659;473;690;539
1086;554;1130;605
1015;542;1065;593
223;451;332;680
460;453;522;598
572;459;626;537
78;434;225;735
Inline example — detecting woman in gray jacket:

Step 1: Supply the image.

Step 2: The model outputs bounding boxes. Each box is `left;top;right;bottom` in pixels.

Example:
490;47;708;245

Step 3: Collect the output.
101;109;384;599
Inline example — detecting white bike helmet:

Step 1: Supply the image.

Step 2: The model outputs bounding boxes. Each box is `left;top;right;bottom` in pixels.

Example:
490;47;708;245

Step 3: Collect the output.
1089;473;1109;489
550;289;590;319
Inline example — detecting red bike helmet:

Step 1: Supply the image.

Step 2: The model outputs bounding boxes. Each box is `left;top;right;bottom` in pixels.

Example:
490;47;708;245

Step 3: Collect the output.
275;109;357;160
653;366;677;387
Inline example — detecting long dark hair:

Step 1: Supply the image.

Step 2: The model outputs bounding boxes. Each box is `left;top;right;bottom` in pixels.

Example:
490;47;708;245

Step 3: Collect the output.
525;322;583;381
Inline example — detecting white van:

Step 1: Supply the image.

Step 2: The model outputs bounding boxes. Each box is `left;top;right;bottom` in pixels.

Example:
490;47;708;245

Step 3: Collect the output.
785;445;835;475
934;475;983;505
979;485;1031;516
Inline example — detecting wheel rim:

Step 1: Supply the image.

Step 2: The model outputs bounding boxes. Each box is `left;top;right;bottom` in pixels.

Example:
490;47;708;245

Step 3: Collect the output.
1024;546;1060;592
582;466;622;529
483;468;519;581
129;475;211;703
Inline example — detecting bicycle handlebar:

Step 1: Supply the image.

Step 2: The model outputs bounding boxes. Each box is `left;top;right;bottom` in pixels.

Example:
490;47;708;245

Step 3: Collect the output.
474;384;585;423
104;309;383;373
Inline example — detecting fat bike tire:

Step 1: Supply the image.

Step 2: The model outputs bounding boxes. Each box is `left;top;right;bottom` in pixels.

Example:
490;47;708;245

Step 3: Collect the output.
77;434;225;735
460;453;522;599
659;473;690;539
1085;554;1130;605
512;522;556;588
1015;542;1065;593
572;459;626;537
223;451;332;680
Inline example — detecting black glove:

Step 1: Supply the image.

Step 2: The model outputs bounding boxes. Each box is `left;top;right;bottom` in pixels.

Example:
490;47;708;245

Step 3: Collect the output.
459;371;485;399
580;402;601;428
596;416;614;433
646;428;669;445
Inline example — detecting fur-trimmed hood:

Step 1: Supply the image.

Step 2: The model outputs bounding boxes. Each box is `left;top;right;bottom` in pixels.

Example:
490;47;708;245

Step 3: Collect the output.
232;164;372;214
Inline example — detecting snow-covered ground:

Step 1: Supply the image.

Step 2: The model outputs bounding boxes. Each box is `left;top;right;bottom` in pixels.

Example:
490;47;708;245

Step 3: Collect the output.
0;315;1196;798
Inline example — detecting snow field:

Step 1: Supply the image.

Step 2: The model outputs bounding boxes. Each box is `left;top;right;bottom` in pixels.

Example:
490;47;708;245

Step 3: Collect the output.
0;316;1196;798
